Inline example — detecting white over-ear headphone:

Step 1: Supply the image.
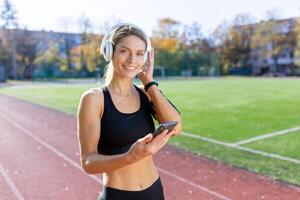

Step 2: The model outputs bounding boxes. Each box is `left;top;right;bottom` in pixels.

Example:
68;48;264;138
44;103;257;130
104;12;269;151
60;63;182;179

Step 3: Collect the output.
100;23;152;70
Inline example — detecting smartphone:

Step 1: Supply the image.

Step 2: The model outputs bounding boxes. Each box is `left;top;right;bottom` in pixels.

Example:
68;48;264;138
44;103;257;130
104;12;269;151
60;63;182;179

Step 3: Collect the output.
152;121;178;138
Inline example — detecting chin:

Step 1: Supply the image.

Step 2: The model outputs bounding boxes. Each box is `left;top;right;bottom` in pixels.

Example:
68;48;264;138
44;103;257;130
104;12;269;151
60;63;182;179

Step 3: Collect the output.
115;69;139;80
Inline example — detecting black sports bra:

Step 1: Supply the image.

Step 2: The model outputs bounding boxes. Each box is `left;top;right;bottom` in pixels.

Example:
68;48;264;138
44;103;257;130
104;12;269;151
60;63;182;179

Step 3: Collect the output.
98;85;155;155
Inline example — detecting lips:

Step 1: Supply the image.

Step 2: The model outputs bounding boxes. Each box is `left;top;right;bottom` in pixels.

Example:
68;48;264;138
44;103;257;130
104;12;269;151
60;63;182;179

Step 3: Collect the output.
123;65;136;70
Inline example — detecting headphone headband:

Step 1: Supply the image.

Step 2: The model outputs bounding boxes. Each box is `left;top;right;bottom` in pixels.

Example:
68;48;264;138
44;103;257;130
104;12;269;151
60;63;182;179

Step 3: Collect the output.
100;23;151;63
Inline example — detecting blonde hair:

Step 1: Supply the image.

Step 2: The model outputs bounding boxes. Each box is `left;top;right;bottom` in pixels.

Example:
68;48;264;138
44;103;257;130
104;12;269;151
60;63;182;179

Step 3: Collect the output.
103;25;148;86
104;62;114;86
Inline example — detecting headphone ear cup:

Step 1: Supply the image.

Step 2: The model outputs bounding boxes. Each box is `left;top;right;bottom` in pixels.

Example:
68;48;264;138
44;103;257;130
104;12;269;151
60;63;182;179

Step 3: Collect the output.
107;42;113;62
103;41;113;62
142;51;149;70
143;52;148;65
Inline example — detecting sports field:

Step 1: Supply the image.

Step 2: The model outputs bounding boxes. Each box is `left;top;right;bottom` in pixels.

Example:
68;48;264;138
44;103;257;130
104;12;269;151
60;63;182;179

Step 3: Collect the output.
1;77;300;186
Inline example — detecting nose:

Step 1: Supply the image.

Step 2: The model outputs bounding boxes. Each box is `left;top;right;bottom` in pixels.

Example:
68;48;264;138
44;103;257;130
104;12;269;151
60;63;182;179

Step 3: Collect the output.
127;54;134;62
127;53;139;63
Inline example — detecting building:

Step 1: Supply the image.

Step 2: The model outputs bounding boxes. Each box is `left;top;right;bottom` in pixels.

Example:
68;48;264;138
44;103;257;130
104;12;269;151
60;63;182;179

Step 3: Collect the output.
0;29;82;79
233;17;300;76
0;65;6;82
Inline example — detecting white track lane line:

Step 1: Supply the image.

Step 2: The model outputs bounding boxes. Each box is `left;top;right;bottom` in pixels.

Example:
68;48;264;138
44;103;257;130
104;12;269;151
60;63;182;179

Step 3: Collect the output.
232;126;300;146
157;167;232;200
15;110;300;166
0;113;231;200
0;114;102;185
181;132;300;165
0;163;25;200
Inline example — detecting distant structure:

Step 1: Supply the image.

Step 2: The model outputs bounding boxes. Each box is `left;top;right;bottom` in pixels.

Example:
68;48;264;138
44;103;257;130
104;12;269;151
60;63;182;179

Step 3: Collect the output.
0;65;6;82
233;17;300;76
0;29;82;79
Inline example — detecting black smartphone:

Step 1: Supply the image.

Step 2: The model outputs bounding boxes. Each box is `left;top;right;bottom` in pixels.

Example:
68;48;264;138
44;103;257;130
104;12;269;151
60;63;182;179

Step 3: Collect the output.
152;121;178;138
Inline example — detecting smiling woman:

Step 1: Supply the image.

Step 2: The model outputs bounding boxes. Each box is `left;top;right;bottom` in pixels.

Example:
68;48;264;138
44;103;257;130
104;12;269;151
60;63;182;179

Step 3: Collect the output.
100;23;152;86
76;23;182;200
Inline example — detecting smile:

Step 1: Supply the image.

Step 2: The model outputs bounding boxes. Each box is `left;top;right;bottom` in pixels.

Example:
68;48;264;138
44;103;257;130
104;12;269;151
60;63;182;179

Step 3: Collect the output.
123;65;137;70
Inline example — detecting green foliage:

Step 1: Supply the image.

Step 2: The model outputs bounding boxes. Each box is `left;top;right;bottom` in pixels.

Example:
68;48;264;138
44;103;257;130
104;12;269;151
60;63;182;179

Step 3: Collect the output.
0;16;220;79
71;34;104;73
151;18;219;76
217;20;253;74
33;42;65;78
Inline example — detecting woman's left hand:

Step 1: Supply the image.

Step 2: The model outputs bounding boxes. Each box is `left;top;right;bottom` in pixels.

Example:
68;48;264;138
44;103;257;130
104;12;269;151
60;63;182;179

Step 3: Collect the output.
138;48;155;85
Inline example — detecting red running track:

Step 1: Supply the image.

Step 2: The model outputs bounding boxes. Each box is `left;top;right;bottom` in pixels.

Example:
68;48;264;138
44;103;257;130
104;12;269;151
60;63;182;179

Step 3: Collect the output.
0;94;300;200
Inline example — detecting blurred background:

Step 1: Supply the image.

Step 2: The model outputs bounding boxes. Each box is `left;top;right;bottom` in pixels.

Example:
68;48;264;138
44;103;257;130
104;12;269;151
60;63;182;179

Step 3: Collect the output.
1;1;300;197
1;0;300;82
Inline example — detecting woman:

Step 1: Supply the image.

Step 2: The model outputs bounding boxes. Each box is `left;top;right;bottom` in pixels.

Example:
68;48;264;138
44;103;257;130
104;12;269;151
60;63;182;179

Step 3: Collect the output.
77;23;182;200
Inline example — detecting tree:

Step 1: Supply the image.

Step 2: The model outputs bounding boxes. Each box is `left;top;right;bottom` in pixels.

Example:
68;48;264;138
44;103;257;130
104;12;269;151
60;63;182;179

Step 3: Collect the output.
152;18;181;52
251;19;294;74
180;22;202;47
70;33;105;77
152;18;181;39
0;0;18;29
178;22;219;76
265;8;282;21
77;15;92;74
212;20;231;46
34;42;65;78
58;17;74;78
151;18;182;73
213;14;254;75
0;0;19;79
15;29;39;79
212;20;231;74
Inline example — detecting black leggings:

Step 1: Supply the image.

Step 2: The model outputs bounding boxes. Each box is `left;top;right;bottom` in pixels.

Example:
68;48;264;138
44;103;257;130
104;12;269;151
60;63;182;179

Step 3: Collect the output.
98;177;165;200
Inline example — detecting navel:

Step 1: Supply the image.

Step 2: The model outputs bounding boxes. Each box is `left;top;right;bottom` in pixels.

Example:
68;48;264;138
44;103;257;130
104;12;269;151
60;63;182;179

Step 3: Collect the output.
139;182;144;190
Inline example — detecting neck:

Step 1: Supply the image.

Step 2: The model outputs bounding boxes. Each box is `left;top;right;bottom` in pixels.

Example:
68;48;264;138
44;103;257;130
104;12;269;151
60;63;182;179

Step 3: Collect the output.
108;72;135;97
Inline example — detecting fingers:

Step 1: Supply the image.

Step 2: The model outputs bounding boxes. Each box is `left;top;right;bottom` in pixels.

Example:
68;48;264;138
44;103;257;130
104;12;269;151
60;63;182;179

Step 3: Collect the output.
167;130;175;137
154;129;169;140
138;133;153;144
160;130;175;142
150;129;171;144
162;129;175;137
143;129;174;145
153;130;174;149
139;129;174;155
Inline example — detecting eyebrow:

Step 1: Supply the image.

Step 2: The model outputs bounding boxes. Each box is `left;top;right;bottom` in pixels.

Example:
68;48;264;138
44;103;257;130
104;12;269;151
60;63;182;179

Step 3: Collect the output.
119;45;145;52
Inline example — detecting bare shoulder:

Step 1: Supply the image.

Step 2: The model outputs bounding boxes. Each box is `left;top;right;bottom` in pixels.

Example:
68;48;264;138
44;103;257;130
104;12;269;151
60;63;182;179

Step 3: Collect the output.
78;87;104;117
81;87;103;99
77;88;103;167
137;84;151;101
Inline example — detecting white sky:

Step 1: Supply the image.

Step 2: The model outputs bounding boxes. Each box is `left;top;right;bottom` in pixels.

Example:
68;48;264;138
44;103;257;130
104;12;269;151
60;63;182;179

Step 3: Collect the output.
9;0;300;36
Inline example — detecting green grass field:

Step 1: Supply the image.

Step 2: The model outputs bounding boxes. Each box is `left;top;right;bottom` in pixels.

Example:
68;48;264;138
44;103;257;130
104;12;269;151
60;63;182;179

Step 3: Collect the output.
1;77;300;185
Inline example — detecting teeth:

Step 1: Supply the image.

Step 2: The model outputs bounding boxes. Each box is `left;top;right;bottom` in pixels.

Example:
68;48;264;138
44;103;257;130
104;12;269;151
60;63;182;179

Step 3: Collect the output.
124;65;135;70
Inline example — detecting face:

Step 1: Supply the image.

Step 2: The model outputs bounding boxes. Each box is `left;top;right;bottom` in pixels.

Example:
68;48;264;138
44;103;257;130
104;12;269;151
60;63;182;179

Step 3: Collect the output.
112;35;146;79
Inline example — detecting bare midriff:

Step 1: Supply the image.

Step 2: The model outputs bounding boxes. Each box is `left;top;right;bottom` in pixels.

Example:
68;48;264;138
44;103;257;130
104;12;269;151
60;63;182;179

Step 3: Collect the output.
102;155;159;191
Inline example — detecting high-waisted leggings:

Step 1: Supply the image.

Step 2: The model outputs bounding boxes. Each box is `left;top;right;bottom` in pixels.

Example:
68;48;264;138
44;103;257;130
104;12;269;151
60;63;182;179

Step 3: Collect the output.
98;177;165;200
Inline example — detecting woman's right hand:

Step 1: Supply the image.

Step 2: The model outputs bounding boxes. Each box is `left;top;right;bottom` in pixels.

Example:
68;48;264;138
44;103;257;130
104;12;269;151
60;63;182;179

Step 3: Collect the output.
126;129;175;163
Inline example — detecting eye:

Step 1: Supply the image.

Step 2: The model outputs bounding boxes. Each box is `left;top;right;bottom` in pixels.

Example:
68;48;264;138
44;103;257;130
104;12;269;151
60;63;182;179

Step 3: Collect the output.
120;49;127;54
137;52;144;57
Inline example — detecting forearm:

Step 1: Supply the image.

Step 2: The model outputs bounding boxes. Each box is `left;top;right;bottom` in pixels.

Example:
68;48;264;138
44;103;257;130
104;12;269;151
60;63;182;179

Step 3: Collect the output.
82;152;132;174
146;84;181;125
